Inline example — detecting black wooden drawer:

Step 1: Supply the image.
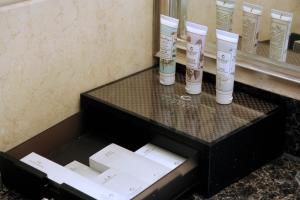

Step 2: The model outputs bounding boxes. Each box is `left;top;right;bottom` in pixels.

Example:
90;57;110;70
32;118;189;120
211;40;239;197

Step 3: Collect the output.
0;67;284;199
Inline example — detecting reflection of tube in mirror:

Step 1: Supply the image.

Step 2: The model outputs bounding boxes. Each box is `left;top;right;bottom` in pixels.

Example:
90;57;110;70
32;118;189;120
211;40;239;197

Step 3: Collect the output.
216;29;239;105
159;15;179;86
216;0;235;32
270;9;293;62
185;21;208;95
178;0;188;39
241;3;263;54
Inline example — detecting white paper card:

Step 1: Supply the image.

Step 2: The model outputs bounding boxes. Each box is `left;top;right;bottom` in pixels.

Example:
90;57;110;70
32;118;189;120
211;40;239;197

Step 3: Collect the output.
135;144;186;170
21;153;126;200
66;161;147;199
95;169;148;199
89;144;170;184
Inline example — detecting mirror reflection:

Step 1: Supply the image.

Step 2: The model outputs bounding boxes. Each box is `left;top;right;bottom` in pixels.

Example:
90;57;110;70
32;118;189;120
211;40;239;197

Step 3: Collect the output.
185;0;300;66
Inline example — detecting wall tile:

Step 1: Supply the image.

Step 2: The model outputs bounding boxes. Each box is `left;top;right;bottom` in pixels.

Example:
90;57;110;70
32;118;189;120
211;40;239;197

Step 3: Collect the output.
0;0;154;151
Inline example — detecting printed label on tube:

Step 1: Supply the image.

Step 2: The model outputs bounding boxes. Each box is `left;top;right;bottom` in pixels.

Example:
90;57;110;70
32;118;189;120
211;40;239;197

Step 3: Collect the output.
160;34;175;60
242;3;263;54
270;9;293;62
159;15;179;86
186;43;201;70
216;0;235;32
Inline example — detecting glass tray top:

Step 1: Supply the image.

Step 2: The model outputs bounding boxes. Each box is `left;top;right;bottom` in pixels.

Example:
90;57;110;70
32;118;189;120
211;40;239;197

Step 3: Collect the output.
87;68;277;143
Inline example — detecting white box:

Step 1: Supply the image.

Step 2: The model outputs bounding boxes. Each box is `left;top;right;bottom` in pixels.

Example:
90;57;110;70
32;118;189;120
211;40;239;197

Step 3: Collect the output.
66;161;148;199
21;153;126;200
95;168;148;199
65;161;101;180
89;144;170;184
135;144;186;170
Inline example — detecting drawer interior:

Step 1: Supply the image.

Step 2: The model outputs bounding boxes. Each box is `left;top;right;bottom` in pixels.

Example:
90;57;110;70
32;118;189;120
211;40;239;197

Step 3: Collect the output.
2;113;200;200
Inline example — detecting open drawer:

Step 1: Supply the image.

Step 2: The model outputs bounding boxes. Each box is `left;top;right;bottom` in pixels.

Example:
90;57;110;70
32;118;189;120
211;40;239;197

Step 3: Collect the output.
0;113;200;200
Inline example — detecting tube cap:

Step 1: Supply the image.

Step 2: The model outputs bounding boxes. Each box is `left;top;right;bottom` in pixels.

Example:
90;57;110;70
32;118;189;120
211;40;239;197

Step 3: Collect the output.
216;92;233;105
160;73;175;86
185;83;202;95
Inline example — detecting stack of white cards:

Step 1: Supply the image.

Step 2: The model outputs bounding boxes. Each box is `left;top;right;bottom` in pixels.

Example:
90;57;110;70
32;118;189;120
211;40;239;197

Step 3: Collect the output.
21;143;186;200
65;161;148;199
21;153;126;200
89;144;170;185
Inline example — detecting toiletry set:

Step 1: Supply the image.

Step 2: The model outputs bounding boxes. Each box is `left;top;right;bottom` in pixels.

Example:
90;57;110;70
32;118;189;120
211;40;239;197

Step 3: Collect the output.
185;22;208;95
160;1;294;105
160;14;238;105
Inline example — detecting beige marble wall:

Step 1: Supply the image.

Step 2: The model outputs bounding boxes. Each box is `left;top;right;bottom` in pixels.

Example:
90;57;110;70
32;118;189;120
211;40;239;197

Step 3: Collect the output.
0;0;153;151
295;3;300;37
188;0;300;43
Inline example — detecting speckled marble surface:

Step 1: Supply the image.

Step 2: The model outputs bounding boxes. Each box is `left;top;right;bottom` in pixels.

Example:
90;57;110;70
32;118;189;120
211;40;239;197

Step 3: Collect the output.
181;154;300;200
285;100;300;157
1;155;300;200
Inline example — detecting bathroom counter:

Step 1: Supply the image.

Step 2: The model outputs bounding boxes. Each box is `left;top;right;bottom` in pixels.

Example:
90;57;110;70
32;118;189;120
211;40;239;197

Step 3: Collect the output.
1;155;299;200
184;154;300;200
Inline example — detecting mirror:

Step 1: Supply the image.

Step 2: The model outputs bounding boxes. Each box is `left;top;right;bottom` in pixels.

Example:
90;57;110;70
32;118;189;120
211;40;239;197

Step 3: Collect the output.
185;0;300;67
156;0;300;82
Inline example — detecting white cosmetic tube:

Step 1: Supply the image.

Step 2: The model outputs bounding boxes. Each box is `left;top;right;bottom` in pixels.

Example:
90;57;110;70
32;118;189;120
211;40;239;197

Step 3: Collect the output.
241;2;263;54
185;21;208;95
270;9;293;62
160;15;179;85
216;29;239;105
216;0;235;32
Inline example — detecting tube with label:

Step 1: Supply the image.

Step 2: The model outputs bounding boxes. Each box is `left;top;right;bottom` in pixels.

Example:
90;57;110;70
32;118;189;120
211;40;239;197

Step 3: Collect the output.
185;21;208;95
216;29;239;105
241;2;263;54
216;0;235;32
270;9;293;62
160;15;179;85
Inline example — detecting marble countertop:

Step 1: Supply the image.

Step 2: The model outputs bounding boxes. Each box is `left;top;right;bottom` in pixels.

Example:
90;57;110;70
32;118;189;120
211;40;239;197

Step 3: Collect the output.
182;154;300;200
1;155;299;200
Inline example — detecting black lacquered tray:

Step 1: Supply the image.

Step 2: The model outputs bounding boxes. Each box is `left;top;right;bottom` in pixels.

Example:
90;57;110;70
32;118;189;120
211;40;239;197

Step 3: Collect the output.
85;68;277;144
